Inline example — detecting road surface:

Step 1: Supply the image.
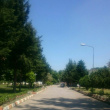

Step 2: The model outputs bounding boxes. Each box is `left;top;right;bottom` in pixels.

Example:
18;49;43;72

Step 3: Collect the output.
11;85;110;110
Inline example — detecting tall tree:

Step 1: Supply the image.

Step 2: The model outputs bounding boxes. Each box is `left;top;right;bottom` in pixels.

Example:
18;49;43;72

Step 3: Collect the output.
0;0;15;76
61;59;78;85
51;70;59;84
8;0;30;92
0;0;53;92
76;60;88;81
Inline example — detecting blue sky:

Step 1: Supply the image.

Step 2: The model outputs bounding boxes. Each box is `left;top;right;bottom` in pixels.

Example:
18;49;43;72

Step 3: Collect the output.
29;0;110;71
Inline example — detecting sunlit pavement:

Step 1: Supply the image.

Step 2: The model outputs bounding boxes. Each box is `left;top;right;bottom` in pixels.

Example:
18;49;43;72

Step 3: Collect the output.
11;85;110;110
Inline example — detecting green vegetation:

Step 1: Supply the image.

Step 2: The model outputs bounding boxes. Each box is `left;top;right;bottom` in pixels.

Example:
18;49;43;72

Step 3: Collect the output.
79;66;110;89
0;1;60;106
0;0;110;106
72;87;110;97
71;61;110;99
26;71;36;88
79;75;90;90
59;59;88;86
0;84;42;106
0;0;53;93
59;59;110;100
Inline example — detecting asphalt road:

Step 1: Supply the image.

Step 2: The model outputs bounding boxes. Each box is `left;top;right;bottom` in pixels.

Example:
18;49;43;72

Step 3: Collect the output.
11;85;110;110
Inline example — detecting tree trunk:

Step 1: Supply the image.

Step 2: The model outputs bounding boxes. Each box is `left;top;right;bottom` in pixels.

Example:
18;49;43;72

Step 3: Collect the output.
13;69;17;93
19;74;22;92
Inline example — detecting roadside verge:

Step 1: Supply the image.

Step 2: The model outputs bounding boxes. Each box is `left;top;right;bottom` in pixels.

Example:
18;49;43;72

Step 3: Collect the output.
72;88;110;105
0;87;46;110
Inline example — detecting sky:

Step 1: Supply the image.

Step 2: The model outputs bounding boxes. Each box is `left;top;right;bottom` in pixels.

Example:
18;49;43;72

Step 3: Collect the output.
29;0;110;71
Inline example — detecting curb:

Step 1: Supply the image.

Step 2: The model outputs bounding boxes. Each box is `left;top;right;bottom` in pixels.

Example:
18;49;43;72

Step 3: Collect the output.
0;88;46;110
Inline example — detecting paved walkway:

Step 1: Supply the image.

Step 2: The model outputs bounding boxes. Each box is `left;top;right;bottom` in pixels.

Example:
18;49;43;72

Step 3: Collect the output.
11;85;110;110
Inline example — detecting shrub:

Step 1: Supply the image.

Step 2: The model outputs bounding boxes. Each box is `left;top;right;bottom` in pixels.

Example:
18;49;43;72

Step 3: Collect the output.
90;88;95;94
46;81;53;85
79;75;91;90
0;91;28;106
99;89;104;95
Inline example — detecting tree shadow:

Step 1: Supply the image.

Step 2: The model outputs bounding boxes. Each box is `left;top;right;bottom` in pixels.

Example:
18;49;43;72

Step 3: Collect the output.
15;97;110;110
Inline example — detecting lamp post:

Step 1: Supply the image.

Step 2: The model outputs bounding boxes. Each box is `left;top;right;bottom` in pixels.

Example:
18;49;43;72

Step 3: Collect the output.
81;43;94;69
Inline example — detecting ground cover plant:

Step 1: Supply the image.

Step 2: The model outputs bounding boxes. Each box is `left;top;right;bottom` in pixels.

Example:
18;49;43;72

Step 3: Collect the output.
72;87;110;98
0;84;42;106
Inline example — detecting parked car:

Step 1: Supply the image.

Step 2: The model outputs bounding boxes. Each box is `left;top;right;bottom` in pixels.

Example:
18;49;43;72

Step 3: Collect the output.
60;83;65;87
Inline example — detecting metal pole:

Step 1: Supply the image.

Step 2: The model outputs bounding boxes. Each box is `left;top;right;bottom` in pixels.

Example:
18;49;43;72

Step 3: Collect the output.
93;47;94;69
81;43;94;69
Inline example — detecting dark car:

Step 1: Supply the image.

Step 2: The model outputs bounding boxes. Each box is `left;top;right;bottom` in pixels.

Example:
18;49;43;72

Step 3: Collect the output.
60;83;65;87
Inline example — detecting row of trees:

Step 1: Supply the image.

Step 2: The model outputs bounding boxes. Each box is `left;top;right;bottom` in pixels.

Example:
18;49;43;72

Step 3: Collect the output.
79;66;110;89
0;0;51;92
1;0;109;93
59;59;88;86
59;59;110;89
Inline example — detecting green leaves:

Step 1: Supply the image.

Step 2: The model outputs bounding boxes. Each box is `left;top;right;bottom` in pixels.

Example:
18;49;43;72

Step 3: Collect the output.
79;75;91;90
0;0;50;92
26;71;35;84
89;67;110;88
76;60;88;79
79;67;110;89
61;59;87;85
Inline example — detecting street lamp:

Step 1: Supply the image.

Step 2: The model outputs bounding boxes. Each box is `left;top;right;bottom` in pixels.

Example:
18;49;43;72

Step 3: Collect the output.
81;43;94;69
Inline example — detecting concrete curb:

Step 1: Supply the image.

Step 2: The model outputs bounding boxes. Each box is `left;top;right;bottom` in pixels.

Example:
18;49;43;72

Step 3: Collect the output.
0;88;46;110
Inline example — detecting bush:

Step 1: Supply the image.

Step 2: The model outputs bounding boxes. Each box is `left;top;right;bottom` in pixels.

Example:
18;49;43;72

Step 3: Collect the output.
46;81;53;85
90;88;95;94
0;94;16;105
79;75;91;90
32;86;42;92
99;89;104;95
0;91;28;106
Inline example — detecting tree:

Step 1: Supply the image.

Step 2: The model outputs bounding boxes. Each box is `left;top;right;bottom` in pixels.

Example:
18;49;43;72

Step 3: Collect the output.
0;0;43;92
58;70;65;82
76;60;88;81
26;71;35;88
35;55;51;83
61;59;78;86
7;0;30;92
88;66;110;89
45;73;53;85
0;0;15;78
51;70;59;84
79;75;91;90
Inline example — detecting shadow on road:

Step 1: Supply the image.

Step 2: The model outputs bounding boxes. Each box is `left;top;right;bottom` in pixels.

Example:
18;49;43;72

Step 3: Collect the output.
15;97;110;110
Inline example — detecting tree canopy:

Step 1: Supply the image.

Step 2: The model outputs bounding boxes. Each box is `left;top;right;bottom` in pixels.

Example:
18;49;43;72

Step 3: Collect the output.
0;0;51;92
60;59;88;86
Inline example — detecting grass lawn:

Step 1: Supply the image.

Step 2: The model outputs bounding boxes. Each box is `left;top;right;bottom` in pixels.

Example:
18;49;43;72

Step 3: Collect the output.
72;87;110;96
0;84;42;106
94;88;110;95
